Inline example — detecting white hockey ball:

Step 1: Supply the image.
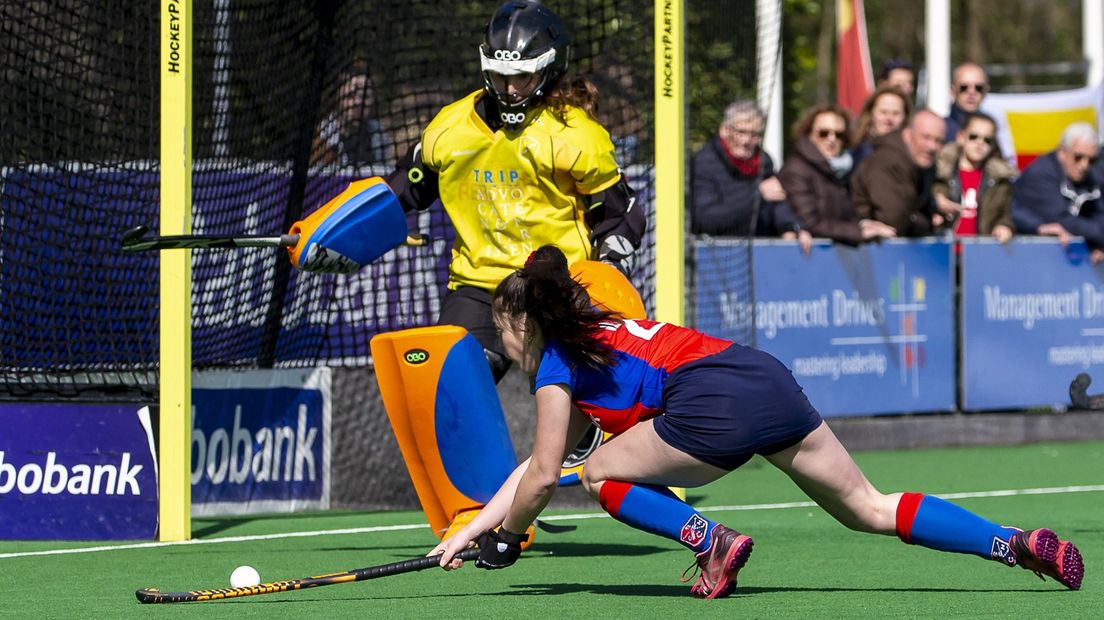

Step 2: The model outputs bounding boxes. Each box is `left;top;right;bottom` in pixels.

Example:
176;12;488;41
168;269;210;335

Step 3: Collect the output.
230;565;261;588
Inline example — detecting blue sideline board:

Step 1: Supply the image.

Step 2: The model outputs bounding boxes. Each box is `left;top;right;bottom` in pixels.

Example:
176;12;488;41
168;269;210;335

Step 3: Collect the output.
694;239;956;417
960;238;1104;411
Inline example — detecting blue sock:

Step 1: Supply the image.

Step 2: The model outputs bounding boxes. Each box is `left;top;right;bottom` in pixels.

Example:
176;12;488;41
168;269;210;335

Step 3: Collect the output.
598;480;717;552
896;493;1020;564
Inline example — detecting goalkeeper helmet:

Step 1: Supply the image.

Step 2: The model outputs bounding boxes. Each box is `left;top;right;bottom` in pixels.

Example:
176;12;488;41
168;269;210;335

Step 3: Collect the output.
480;1;571;129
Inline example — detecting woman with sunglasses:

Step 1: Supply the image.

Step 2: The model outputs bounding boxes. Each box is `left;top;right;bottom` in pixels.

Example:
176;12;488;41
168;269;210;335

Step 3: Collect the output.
932;112;1016;242
778;104;897;246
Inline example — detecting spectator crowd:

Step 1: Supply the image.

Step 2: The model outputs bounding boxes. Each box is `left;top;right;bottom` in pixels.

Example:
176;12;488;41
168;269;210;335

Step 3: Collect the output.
690;60;1104;264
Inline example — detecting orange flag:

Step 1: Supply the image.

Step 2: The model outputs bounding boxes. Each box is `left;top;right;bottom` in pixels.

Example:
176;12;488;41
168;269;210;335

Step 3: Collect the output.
836;0;873;117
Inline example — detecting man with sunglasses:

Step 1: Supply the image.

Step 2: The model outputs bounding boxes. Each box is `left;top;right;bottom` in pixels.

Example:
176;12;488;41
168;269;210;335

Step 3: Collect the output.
1012;122;1104;263
945;63;991;143
851;109;946;237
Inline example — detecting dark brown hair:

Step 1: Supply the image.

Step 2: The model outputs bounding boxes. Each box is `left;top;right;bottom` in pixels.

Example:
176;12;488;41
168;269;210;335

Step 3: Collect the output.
792;103;853;148
492;245;617;368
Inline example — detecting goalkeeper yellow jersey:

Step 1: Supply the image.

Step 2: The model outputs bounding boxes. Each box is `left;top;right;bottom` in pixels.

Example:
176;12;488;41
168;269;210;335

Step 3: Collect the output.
421;90;621;291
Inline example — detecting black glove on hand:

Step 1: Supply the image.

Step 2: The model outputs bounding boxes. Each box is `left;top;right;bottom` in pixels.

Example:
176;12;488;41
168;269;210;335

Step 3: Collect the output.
475;528;528;570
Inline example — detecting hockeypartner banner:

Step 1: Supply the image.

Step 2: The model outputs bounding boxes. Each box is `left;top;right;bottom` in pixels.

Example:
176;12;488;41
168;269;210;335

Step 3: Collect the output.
694;239;956;417
960;238;1104;411
191;367;332;516
0;403;158;540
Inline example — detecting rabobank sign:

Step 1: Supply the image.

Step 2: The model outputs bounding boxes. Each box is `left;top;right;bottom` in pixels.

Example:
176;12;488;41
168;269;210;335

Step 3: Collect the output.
192;368;332;516
0;403;158;540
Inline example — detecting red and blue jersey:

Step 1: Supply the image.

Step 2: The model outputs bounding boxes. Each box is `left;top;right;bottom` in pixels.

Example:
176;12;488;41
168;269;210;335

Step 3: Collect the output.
533;319;732;434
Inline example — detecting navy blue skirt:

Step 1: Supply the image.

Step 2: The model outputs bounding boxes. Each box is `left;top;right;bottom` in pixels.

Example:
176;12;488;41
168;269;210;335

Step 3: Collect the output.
652;344;823;470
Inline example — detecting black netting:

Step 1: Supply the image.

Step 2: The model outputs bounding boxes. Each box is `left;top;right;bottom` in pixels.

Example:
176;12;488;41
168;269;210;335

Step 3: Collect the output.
1;0;655;399
686;0;781;346
1;1;160;398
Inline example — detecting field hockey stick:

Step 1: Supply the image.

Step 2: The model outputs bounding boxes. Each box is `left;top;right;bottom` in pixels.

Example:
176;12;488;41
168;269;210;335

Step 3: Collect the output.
135;548;479;604
122;177;424;266
120;225;297;251
535;519;576;533
120;225;428;252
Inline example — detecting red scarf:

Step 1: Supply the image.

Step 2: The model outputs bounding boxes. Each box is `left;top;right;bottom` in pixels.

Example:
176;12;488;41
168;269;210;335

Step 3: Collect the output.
722;141;761;177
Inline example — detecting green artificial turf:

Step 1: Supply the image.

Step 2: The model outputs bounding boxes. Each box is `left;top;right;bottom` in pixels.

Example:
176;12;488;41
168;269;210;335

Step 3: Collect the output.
2;440;1101;618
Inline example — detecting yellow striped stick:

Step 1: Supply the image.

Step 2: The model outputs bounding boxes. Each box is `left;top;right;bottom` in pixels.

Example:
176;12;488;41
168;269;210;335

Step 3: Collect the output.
135;548;479;604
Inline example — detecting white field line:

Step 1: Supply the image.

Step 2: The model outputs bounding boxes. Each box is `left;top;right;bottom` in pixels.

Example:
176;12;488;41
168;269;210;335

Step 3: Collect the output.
2;484;1101;560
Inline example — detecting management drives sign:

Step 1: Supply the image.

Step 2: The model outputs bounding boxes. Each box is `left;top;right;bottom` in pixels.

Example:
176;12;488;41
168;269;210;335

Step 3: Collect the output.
694;239;956;416
191;367;331;516
961;239;1104;410
0;403;158;540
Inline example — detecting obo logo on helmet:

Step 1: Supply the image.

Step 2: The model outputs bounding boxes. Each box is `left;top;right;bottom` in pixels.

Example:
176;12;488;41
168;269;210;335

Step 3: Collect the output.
480;0;571;127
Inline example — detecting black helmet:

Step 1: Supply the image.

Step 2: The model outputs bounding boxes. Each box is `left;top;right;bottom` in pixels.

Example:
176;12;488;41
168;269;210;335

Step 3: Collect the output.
480;1;571;129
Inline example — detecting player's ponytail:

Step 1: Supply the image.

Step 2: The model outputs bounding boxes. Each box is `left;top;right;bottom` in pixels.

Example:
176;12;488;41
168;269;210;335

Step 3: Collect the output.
545;75;600;122
493;245;616;368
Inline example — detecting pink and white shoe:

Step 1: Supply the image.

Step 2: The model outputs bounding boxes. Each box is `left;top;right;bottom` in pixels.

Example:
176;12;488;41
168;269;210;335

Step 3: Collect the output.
680;525;754;599
1009;528;1084;590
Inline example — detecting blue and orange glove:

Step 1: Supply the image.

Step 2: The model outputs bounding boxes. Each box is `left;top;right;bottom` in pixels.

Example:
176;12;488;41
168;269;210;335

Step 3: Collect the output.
288;177;408;274
475;528;529;570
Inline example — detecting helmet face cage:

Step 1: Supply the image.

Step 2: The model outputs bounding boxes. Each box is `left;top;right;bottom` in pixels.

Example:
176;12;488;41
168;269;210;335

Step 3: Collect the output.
480;1;571;129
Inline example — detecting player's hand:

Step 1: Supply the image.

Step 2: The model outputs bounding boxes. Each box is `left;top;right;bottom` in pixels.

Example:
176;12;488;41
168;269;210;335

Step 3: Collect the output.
429;535;475;571
598;234;636;278
475;528;528;570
